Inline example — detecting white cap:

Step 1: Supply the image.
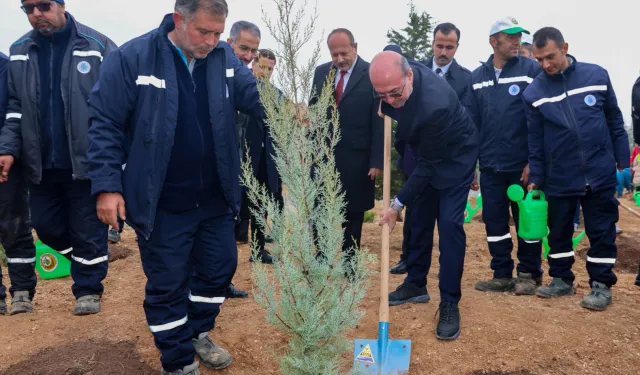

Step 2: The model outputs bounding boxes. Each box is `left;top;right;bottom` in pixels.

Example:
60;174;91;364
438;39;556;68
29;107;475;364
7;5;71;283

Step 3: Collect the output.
490;16;530;36
521;33;533;45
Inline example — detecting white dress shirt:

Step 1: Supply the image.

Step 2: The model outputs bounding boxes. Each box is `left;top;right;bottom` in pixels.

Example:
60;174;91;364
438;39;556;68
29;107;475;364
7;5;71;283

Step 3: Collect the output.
334;56;359;91
433;60;453;77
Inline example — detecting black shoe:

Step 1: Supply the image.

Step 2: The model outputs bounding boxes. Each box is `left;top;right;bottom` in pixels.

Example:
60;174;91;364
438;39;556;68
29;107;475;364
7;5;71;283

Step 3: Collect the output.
388;282;430;306
436;301;460;340
265;235;274;244
236;235;248;244
249;249;274;264
226;283;248;298
390;260;407;275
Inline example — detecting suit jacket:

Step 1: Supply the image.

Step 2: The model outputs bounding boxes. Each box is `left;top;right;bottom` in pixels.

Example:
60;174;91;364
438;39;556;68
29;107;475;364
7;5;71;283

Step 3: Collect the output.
382;61;479;204
311;56;384;213
633;76;640;145
423;57;472;104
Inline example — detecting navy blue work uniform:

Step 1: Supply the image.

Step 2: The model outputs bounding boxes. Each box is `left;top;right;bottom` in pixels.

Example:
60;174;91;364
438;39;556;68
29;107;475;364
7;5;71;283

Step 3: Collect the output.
523;55;629;287
383;61;479;303
87;15;264;371
467;55;543;279
0;14;117;299
0;52;37;301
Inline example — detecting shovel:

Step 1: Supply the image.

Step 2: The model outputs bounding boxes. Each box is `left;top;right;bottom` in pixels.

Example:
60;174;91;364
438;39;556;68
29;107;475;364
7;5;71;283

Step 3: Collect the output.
353;116;411;374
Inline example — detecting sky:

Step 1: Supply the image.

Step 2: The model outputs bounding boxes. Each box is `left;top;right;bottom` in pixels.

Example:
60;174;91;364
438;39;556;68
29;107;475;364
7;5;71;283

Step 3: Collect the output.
1;0;638;124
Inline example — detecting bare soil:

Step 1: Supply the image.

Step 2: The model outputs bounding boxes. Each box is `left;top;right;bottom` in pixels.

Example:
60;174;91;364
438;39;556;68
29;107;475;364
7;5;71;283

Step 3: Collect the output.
0;195;639;375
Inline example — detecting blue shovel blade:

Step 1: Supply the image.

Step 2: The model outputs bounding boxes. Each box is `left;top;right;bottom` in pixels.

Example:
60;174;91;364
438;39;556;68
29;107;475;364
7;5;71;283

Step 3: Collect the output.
353;338;411;374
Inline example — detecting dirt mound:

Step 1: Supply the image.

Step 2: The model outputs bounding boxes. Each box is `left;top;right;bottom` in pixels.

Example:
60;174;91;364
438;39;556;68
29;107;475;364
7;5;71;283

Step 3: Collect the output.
469;371;535;375
1;339;155;375
108;243;134;262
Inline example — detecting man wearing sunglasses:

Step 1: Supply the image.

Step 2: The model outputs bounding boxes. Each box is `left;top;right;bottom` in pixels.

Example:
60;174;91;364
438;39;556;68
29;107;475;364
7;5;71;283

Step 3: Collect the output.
310;28;384;277
0;0;117;316
374;51;479;340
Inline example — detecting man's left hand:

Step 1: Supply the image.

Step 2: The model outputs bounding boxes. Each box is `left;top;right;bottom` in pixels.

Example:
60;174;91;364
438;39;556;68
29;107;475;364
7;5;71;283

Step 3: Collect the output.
368;168;383;180
379;207;399;232
520;164;530;186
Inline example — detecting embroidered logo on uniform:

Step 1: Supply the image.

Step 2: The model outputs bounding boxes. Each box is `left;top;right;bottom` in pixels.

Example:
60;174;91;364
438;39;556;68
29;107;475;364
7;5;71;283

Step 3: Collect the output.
509;84;520;96
77;61;91;74
584;94;596;106
512;18;519;25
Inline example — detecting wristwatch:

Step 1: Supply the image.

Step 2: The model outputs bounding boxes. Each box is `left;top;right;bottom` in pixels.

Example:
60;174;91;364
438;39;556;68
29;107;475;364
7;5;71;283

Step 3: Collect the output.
390;197;404;213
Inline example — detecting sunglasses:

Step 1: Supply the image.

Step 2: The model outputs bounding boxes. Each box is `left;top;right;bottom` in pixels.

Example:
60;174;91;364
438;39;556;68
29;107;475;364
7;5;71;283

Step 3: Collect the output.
21;2;55;15
373;82;406;100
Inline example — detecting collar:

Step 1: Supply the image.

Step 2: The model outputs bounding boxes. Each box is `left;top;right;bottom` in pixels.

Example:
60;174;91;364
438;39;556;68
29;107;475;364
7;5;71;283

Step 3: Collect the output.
482;54;519;73
35;13;72;43
433;60;453;75
547;54;578;80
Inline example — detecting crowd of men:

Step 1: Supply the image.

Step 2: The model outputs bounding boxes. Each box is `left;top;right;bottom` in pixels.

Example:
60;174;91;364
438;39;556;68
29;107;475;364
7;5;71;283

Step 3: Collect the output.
0;0;639;374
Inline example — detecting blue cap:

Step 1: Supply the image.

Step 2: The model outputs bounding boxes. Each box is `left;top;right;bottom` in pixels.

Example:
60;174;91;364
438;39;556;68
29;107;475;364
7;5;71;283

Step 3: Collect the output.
22;0;64;3
383;44;403;54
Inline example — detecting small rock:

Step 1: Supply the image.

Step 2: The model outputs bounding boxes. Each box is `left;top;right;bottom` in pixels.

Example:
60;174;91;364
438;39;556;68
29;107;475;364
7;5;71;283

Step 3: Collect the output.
519;337;525;342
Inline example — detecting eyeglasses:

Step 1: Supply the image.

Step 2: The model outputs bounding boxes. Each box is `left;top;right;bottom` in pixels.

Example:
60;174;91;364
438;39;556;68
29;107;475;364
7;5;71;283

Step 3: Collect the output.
237;44;259;56
21;2;54;14
373;82;406;100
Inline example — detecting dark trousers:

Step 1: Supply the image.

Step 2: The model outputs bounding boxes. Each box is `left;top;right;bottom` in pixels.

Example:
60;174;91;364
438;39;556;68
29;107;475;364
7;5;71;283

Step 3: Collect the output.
399;205;413;262
547;188;618;287
343;211;364;259
0;165;36;299
405;173;472;304
137;201;237;371
249;157;282;251
574;202;581;226
235;191;250;242
480;170;543;279
29;169;108;298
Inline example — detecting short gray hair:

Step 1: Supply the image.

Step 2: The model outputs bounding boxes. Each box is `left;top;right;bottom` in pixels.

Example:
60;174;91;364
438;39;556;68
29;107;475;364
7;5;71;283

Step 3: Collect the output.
399;55;410;77
229;21;261;42
175;0;228;21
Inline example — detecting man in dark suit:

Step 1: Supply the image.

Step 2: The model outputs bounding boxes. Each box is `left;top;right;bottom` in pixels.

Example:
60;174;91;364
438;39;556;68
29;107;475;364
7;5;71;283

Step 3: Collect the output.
374;51;479;340
390;22;474;275
311;28;384;271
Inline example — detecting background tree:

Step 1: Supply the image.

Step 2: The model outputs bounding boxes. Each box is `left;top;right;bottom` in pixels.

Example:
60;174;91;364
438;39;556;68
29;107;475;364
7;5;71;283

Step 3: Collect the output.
386;0;435;61
242;0;374;373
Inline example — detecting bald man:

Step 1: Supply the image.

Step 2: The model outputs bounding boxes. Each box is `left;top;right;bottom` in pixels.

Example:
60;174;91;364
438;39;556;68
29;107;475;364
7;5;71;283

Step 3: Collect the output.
375;51;478;340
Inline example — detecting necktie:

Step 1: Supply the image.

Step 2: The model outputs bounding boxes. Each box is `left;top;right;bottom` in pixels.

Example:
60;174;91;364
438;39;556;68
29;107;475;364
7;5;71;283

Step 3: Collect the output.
335;70;348;104
435;68;443;77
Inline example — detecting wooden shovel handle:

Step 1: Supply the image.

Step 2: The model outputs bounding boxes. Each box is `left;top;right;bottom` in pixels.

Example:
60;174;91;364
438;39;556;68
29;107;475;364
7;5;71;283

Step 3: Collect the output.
380;116;392;323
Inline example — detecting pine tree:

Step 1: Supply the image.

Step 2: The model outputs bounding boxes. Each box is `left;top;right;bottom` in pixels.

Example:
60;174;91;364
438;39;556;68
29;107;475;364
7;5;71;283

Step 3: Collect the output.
242;1;374;373
386;0;434;60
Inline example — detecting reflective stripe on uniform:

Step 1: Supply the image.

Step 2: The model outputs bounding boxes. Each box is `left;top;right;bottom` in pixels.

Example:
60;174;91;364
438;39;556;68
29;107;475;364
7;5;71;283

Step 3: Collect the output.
586;256;616;264
135;75;166;89
548;251;575;259
71;255;109;265
73;50;103;61
189;293;225;304
10;55;28;61
149;315;188;333
532;85;608;108
6;113;22;119
487;233;511;242
7;257;36;264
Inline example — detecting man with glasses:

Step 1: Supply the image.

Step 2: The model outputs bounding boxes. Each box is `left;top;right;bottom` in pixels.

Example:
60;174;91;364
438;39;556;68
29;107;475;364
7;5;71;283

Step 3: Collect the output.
0;0;116;315
310;28;383;277
374;50;478;340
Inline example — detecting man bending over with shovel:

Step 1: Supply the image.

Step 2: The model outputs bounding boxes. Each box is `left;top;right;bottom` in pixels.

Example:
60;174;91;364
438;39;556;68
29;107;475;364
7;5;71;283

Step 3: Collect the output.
374;51;479;340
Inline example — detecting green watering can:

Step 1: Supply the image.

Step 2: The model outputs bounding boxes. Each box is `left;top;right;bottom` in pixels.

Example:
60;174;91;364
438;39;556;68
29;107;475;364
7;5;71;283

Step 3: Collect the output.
35;240;71;279
634;191;640;207
507;185;548;241
542;230;587;259
464;195;482;223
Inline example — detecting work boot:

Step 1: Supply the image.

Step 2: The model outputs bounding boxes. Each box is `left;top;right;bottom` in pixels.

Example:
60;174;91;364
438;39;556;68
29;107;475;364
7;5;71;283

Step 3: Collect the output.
161;361;200;375
474;277;515;292
535;278;576;298
389;259;407;275
10;291;33;315
514;273;537;296
436;301;461;340
388;282;430;306
226;283;248;298
0;299;6;315
108;228;121;243
192;335;232;370
581;281;612;311
249;249;273;264
73;294;101;315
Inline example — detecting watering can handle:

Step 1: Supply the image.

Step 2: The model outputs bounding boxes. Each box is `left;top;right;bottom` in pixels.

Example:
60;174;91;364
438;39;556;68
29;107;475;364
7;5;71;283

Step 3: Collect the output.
525;189;545;201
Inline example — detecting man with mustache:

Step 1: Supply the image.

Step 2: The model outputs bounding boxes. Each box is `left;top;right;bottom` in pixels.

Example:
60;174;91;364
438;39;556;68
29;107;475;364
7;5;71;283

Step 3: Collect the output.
310;28;384;278
467;17;543;296
524;27;628;310
87;0;266;372
0;0;116;315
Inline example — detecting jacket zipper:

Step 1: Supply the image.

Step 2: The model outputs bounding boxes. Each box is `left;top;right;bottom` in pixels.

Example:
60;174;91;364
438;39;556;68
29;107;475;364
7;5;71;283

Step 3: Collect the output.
193;74;205;209
562;74;589;187
49;41;56;168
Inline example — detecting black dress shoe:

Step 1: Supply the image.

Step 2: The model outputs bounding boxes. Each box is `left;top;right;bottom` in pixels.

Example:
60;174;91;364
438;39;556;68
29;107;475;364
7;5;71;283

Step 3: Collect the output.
265;235;274;244
226;283;248;298
436;301;461;340
390;260;407;275
249;249;274;264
